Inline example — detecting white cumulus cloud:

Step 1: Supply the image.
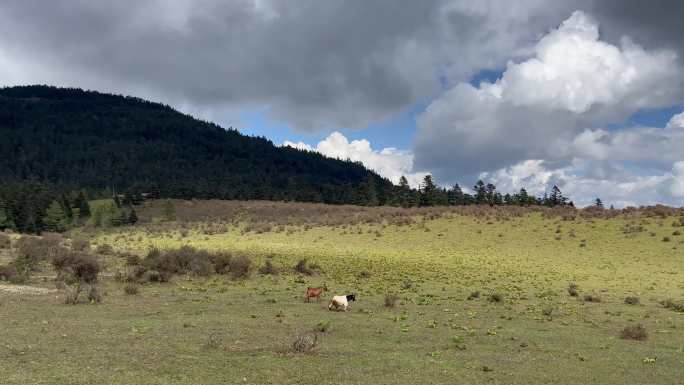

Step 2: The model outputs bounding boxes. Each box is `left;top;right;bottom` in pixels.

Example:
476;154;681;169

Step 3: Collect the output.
414;10;683;181
483;158;682;208
284;132;428;187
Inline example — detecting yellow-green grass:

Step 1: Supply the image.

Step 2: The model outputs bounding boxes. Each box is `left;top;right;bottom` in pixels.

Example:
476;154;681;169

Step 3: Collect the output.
1;211;684;384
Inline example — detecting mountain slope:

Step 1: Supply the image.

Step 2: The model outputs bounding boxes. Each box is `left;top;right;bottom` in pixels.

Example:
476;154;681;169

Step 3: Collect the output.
0;85;392;204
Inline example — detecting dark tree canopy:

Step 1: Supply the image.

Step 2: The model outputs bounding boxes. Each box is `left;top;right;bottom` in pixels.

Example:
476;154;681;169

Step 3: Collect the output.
0;85;393;205
0;85;577;234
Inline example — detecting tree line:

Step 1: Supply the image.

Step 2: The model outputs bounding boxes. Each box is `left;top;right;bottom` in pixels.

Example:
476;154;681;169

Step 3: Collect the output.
0;174;579;234
0;85;580;234
373;175;573;208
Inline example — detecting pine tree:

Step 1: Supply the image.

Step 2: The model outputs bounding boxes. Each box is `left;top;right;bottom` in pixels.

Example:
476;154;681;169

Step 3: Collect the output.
594;198;604;208
493;192;503;205
60;194;73;220
548;185;567;207
420;175;437;206
474;180;487;204
485;183;497;205
448;183;464;206
517;188;529;206
397;176;412;208
43;200;69;232
74;191;91;219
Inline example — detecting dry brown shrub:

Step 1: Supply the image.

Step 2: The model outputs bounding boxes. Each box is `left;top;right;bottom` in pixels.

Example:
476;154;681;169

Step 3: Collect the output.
620;325;647;341
0;233;11;249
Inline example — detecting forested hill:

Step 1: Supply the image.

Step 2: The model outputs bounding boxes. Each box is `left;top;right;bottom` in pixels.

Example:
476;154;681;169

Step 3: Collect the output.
0;85;392;203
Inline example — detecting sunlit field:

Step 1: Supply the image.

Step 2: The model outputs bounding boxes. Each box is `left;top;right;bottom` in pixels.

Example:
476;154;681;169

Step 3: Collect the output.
1;200;684;384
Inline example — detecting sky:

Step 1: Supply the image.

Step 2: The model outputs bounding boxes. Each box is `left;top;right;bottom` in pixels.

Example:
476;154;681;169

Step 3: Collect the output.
1;0;684;207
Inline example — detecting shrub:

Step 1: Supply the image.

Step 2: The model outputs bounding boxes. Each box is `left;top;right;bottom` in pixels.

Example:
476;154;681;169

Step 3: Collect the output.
467;291;480;300
229;255;252;279
125;254;142;266
292;333;317;353
384;293;399;308
624;296;640;305
87;285;102;303
71;237;90;251
488;293;503;303
15;235;61;272
258;260;279;275
94;244;114;255
0;264;17;281
210;252;232;274
583;294;601;303
124;283;140;295
661;298;684;312
620;324;647;341
673;230;681;236
203;332;223;350
294;259;314;276
0;233;10;249
568;282;579;297
189;253;214;276
0;264;27;284
145;269;170;283
357;270;372;279
64;285;82;305
662;236;671;242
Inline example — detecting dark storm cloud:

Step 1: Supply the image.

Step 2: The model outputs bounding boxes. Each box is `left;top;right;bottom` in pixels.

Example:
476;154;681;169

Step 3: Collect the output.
0;0;682;133
589;0;684;54
0;0;442;130
0;0;583;131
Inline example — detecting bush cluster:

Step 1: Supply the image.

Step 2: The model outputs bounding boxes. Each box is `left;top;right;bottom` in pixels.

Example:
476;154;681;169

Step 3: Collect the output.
620;324;647;341
122;246;253;283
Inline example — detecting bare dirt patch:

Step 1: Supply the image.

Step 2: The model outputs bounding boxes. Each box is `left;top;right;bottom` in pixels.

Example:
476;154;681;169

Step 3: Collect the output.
0;283;56;295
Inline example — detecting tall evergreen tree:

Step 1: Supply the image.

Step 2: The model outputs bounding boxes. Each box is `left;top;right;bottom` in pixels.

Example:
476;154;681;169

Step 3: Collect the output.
548;185;568;207
485;183;497;205
420;175;438;206
43;200;69;232
517;188;529;206
76;192;91;219
594;198;604;208
397;176;413;208
448;183;464;206
60;194;73;220
474;180;487;204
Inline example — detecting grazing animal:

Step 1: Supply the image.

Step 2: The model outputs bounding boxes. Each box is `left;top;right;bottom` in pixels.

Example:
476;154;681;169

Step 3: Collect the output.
305;283;328;302
328;294;356;311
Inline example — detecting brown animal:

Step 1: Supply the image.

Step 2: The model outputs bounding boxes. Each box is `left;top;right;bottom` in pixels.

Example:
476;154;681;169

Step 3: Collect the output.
305;283;328;302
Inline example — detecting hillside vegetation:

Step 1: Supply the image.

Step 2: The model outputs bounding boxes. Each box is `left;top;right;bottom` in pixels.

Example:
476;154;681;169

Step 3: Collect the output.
1;202;683;384
0;85;392;203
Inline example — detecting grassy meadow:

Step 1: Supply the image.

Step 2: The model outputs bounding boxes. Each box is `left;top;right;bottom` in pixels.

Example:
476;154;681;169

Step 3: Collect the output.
1;200;684;384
